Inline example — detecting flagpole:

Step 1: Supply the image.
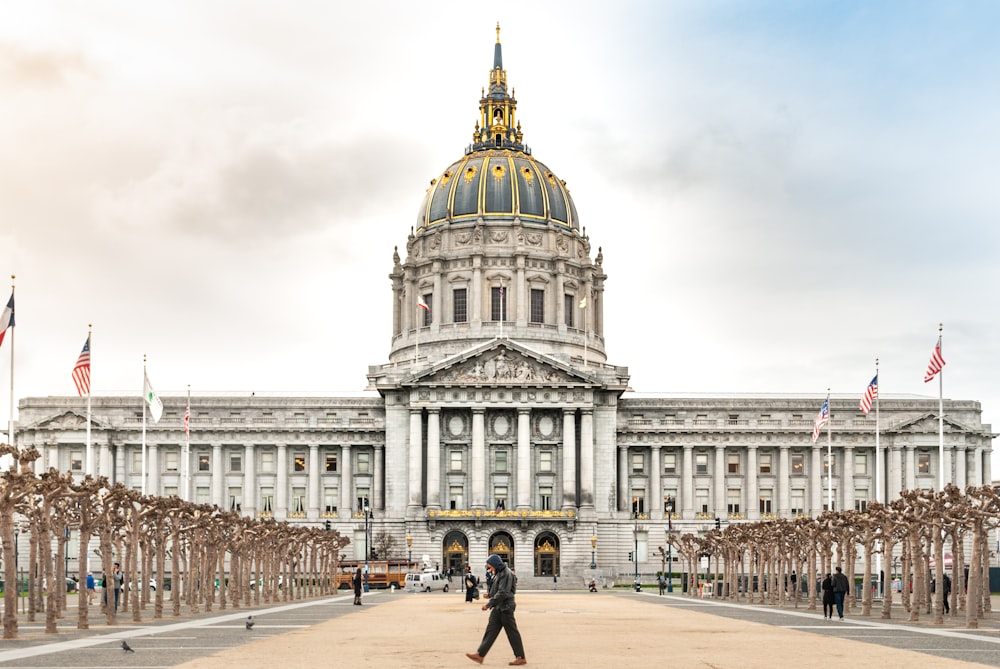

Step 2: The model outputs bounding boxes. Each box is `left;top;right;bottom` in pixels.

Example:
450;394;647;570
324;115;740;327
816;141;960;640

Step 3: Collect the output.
184;384;191;501
142;354;148;496
6;275;15;456
825;388;832;511
85;324;93;476
873;359;882;597
937;323;944;491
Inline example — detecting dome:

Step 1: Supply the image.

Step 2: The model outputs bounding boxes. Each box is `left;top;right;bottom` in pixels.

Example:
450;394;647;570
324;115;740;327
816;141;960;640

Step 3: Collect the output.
416;151;580;232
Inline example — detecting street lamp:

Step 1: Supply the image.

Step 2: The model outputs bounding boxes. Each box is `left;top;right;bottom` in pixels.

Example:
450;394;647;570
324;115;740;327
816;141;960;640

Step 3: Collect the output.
665;496;675;593
406;534;413;564
590;534;597;570
632;512;640;592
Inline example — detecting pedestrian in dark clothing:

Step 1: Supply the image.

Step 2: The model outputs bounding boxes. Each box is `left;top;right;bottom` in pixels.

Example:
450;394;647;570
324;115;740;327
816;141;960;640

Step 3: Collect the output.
466;554;526;666
821;573;834;619
942;573;952;614
465;567;479;602
831;566;849;620
353;568;363;605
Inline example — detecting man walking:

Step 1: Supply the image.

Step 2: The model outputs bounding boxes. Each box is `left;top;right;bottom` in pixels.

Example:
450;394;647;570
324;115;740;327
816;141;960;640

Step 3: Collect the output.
466;554;526;666
831;566;850;620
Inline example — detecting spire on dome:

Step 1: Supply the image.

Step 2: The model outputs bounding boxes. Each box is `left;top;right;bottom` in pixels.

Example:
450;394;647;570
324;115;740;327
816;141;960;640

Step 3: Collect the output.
470;24;527;154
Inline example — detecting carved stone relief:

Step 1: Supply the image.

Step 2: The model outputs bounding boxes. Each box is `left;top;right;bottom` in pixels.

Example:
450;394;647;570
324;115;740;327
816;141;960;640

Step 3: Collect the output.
435;349;570;384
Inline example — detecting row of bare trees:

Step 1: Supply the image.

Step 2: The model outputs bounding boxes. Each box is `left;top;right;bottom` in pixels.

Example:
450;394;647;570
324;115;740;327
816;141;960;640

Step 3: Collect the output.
1;444;350;640
669;484;999;629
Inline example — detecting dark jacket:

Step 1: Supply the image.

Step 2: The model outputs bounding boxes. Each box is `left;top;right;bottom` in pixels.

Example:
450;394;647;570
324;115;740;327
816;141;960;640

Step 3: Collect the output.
832;572;849;594
485;563;516;612
821;576;835;604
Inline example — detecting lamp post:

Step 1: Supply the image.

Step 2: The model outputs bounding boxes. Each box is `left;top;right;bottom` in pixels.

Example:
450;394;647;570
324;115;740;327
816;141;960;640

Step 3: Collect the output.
633;513;640;592
407;534;413;564
64;526;71;582
362;496;372;591
590;534;597;570
666;496;676;592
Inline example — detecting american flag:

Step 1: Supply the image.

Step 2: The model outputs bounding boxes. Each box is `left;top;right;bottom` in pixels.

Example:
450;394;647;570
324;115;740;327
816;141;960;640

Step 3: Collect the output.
859;375;878;415
71;336;91;397
811;398;829;443
417;296;430;312
0;292;13;348
924;336;945;382
184;404;190;436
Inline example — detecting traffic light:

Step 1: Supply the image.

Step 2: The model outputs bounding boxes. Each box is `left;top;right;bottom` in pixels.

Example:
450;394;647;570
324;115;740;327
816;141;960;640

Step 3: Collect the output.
715;517;721;530
628;551;633;562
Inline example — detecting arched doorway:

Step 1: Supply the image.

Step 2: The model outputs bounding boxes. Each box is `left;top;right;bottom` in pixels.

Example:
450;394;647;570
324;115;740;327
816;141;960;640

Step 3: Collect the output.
533;531;560;577
442;531;469;576
489;531;515;568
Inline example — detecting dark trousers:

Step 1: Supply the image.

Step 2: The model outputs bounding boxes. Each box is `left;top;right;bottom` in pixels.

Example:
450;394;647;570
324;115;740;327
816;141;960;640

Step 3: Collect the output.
823;599;834;618
833;592;846;618
477;606;525;659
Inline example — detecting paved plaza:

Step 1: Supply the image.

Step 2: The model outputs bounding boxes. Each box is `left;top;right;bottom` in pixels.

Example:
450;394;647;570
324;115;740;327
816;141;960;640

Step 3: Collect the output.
1;589;999;668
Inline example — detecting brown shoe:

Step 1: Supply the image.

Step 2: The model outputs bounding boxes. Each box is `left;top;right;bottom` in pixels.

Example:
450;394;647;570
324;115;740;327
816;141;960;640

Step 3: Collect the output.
466;653;484;664
509;659;527;666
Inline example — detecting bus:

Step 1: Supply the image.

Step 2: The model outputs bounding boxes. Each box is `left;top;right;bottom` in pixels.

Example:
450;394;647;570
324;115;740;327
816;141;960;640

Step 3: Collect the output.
336;559;422;590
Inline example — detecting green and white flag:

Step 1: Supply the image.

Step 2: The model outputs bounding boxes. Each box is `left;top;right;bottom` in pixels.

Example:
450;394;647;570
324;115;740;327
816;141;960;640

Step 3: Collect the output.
144;370;163;423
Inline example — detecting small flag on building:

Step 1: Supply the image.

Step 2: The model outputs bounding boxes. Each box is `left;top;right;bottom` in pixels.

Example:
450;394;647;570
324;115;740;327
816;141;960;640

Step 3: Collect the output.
72;336;91;397
0;292;13;348
924;336;945;383
144;370;164;423
859;375;878;415
811;398;829;443
417;296;430;311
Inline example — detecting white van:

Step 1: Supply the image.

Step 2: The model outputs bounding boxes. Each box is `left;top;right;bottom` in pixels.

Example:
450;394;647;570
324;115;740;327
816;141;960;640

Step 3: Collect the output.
405;572;449;593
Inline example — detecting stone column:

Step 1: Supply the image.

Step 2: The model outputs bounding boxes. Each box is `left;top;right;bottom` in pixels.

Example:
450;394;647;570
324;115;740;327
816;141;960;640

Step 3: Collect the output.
842;445;854;512
244;443;256;517
408;410;423;512
810;445;822;513
99;440;111;481
276;443;288;520
904;445;915;491
682;445;694;518
147;443;159;497
889;444;903;500
650;445;661;518
517;409;531;509
746;445;758;520
374;444;385;511
212;443;224;509
308;444;320;518
778;445;789;516
983;447;993;484
618;445;629;514
562;409;577;509
973;446;985;486
472;408;486;509
339;444;352;518
426;409;441;510
942;444;952;487
472;257;483;325
714;444;726;515
579;409;595;509
955;446;967;489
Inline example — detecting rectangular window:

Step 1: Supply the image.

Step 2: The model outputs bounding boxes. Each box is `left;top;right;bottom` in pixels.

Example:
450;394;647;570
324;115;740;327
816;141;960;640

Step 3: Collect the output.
495;450;508;473
539;486;552;511
357;451;371;474
759;452;772;474
164;450;178;472
696;488;709;514
539;451;552;472
564;294;574;327
491;286;507;321
131;449;143;473
727;452;740;474
449;450;462;471
823;453;836;474
195;486;210;504
494;486;508;511
663;452;676;475
292;487;306;513
230;453;242;473
261;487;274;513
163;485;178;497
324;488;338;514
70;450;83;471
855;452;868;476
357;490;371;512
325;454;338;472
449;485;464;510
294;453;306;472
630;492;645;515
791;453;804;475
198;452;211;472
791;489;805;515
695;453;708;475
228;487;242;512
855;489;868;512
727;488;741;514
917;452;930;474
421;293;433;326
759;489;773;514
453;288;468;323
529;288;544;323
631;452;645;474
664;490;677;513
260;450;275;474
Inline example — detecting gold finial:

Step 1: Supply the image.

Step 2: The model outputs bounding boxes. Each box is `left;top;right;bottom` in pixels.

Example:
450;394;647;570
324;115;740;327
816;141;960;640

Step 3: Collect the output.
496;22;501;43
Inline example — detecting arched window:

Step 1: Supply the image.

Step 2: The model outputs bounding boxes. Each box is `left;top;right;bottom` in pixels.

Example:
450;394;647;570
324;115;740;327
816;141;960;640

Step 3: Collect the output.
489;531;515;568
533;531;560;577
442;531;469;575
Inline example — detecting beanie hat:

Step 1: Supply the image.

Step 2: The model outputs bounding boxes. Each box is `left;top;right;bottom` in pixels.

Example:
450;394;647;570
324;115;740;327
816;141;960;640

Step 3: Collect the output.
486;554;505;571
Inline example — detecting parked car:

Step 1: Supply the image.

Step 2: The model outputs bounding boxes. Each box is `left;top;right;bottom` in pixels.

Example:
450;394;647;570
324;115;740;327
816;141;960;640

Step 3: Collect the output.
404;571;449;593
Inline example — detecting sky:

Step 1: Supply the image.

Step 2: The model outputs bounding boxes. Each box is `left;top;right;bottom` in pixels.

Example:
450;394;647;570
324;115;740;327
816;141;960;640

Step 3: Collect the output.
1;1;998;469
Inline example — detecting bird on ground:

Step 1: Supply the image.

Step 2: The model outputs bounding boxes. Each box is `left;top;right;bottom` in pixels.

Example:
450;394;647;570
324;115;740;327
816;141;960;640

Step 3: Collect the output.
121;640;134;653
246;615;255;630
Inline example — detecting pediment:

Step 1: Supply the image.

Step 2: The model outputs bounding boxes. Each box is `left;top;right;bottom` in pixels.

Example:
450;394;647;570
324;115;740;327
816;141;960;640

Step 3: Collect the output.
408;340;594;387
25;410;106;431
889;412;975;435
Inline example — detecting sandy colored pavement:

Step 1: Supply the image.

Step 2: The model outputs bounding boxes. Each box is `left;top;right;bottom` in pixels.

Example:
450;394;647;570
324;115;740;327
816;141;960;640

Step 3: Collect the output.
173;592;993;669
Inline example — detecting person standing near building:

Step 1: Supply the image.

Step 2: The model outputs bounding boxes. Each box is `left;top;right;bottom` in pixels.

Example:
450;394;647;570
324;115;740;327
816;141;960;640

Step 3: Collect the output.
85;572;96;604
821;573;834;619
352;568;363;605
942;573;952;614
465;566;479;603
466;554;526;666
831;567;850;620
